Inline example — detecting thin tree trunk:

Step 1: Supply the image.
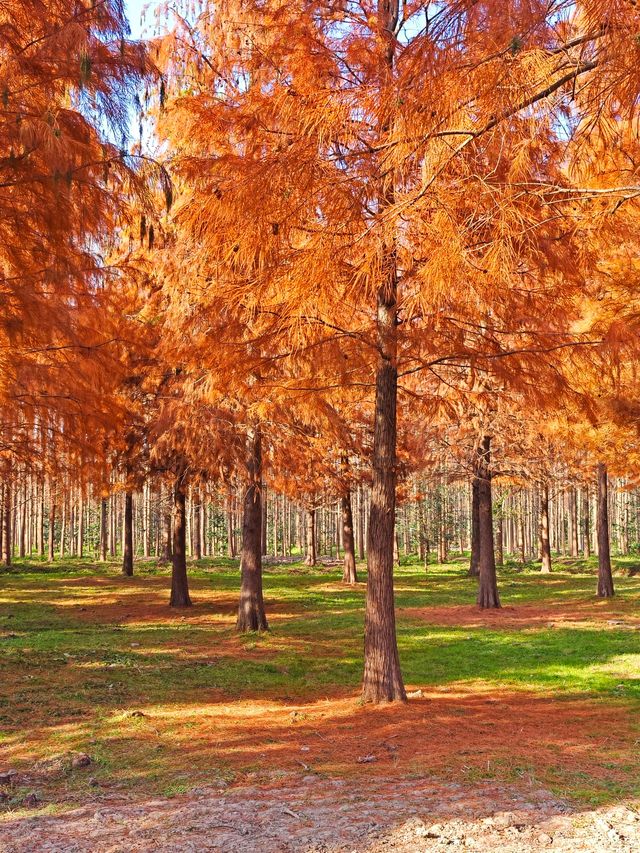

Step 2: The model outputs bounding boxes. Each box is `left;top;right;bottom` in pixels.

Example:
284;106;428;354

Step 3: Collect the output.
194;487;202;560
596;462;615;598
540;481;552;573
495;511;504;567
19;482;26;558
237;428;268;631
469;475;480;576
38;483;45;557
59;497;66;559
122;491;134;576
341;490;358;584
357;483;365;560
77;491;84;558
305;508;316;566
170;475;191;607
226;489;236;558
2;482;11;566
48;488;55;562
476;436;500;608
100;497;108;561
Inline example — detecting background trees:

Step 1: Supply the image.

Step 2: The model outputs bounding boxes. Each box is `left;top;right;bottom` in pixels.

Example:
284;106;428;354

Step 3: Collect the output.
2;0;640;706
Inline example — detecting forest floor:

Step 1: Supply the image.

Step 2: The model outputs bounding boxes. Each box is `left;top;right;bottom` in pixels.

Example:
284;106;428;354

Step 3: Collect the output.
1;555;639;850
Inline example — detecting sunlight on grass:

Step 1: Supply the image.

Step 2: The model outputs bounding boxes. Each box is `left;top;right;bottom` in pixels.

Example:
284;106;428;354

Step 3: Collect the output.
1;555;639;809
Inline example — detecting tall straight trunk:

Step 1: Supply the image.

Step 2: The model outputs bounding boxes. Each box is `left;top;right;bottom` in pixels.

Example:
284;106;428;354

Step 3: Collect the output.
194;488;202;560
581;485;591;558
170;476;191;607
495;514;504;567
122;491;134;576
469;475;480;576
59;498;66;559
237;428;268;631
305;508;316;566
77;491;84;557
569;486;579;558
540;481;552;573
596;462;614;597
2;482;11;566
48;490;55;562
518;493;526;564
357;483;365;560
476;436;500;608
100;497;108;561
38;483;45;556
19;482;26;558
142;482;149;558
341;490;358;584
160;484;172;563
261;484;268;555
226;489;236;558
362;0;405;703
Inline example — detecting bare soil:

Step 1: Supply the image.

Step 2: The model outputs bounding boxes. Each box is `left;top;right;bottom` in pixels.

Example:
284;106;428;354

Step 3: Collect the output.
2;775;639;852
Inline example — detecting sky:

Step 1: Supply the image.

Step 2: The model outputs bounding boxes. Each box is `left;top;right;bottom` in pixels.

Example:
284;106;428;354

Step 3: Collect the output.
125;0;161;39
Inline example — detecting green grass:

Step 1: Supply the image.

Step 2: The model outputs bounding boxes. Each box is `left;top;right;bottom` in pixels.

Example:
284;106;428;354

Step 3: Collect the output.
1;553;639;810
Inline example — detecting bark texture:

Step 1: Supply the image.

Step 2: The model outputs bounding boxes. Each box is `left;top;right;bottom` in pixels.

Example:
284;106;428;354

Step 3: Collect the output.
305;508;316;566
341;490;358;584
122;491;134;576
237;428;268;632
596;462;615;598
170;476;192;607
476;436;500;608
469;476;480;576
100;497;108;562
540;481;552;573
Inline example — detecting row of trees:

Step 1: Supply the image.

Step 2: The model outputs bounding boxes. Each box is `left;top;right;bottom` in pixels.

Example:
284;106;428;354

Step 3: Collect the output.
3;1;640;701
1;473;638;570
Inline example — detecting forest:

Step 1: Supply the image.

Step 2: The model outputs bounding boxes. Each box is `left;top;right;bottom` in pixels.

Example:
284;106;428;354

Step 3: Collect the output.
1;1;640;850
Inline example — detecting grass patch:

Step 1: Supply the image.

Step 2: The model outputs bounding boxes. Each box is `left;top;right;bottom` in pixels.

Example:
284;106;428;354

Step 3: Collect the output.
0;554;639;810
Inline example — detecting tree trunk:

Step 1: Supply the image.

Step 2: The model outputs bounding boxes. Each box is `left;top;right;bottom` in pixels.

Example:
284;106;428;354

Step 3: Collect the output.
193;487;202;560
170;476;192;607
357;483;365;560
77;491;84;557
540;481;552;573
469;475;480;576
596;462;614;598
362;0;405;703
341;490;358;584
476;436;500;608
237;428;268;631
305;508;316;566
122;491;134;576
581;485;591;558
47;490;55;562
227;489;236;558
495;513;504;567
2;483;11;566
100;497;108;561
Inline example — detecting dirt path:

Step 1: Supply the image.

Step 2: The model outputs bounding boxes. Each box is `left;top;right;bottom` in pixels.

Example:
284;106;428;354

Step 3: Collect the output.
2;776;639;852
